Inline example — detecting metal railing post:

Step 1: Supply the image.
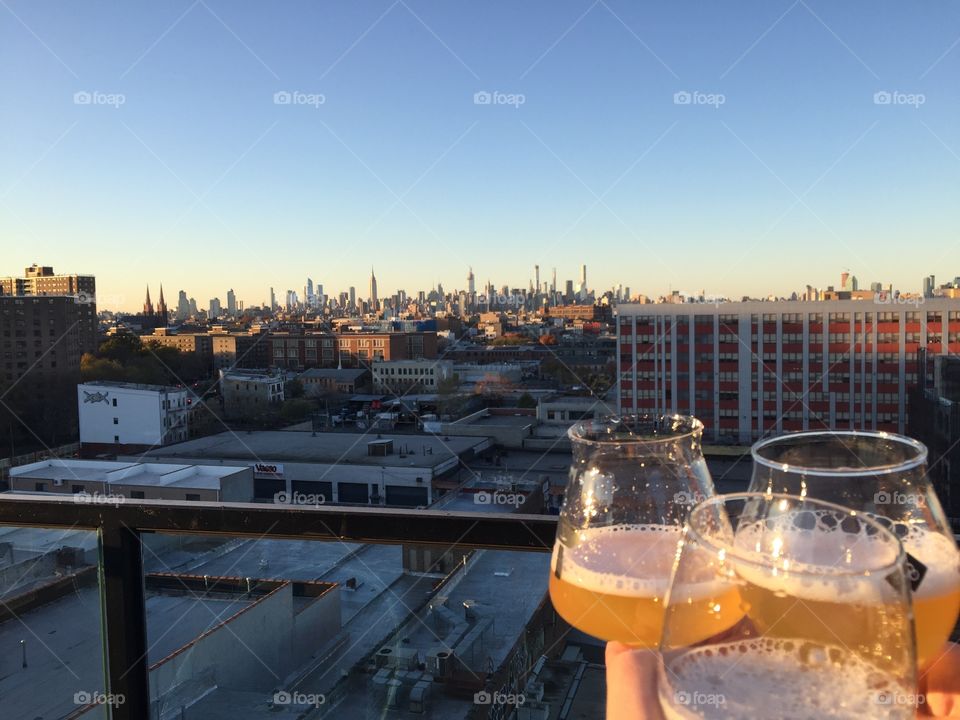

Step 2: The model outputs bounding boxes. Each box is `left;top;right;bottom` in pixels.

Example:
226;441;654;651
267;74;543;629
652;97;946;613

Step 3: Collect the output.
100;522;150;719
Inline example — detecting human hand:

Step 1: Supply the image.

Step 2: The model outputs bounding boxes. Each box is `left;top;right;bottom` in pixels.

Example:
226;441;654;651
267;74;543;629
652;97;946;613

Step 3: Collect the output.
919;642;960;718
605;642;665;720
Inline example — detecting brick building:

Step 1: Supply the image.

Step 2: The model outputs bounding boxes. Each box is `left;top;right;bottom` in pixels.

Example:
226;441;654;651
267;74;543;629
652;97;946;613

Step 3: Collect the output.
618;299;960;443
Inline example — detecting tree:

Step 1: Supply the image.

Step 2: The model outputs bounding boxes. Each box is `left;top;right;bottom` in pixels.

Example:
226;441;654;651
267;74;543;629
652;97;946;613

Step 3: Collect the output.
80;354;126;382
517;392;537;409
97;334;143;364
279;398;313;422
285;378;305;399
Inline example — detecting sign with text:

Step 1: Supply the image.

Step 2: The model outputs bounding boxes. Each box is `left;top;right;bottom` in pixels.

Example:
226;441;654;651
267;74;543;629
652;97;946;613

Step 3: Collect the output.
253;462;284;479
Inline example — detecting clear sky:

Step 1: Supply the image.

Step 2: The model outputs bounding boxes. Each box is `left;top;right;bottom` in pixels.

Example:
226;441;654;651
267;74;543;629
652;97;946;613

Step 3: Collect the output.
1;1;958;311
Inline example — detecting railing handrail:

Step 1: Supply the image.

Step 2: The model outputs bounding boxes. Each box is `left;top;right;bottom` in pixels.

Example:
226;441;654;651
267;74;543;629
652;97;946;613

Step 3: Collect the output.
0;493;558;550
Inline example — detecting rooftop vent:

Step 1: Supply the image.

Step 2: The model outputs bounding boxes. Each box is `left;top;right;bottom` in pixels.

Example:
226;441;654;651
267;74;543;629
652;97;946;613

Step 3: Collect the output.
368;439;394;456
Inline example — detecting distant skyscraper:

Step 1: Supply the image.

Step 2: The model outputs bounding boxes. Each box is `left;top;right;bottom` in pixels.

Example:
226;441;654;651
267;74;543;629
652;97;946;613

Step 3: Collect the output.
369;268;378;310
534;265;540;296
269;287;276;311
226;288;237;316
580;264;587;291
924;275;936;298
176;290;190;321
467;267;475;296
209;297;221;318
349;286;356;310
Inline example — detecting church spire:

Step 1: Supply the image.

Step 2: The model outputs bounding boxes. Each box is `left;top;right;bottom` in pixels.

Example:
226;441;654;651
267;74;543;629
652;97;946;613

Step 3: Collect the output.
144;285;153;315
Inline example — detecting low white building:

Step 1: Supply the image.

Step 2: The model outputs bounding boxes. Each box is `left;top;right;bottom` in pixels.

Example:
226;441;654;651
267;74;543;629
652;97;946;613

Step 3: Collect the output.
78;381;191;455
8;459;253;502
371;359;454;394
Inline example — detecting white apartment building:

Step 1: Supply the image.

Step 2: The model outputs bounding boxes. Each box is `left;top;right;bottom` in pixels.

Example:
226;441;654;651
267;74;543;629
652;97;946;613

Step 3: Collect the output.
78;381;191;454
371;359;454;394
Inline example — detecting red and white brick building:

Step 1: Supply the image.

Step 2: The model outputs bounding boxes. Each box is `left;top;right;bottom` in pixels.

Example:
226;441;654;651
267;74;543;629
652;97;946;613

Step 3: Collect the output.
617;299;960;443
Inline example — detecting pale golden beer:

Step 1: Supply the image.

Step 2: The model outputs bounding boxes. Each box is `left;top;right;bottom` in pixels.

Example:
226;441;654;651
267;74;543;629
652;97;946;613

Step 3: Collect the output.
733;515;914;673
902;530;960;667
549;524;742;647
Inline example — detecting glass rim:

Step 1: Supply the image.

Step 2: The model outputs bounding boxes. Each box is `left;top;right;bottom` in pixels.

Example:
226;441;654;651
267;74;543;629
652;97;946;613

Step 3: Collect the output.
751;430;928;477
567;413;703;446
684;491;907;577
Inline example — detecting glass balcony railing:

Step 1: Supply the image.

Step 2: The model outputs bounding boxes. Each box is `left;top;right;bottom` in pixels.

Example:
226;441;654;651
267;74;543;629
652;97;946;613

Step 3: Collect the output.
0;494;558;720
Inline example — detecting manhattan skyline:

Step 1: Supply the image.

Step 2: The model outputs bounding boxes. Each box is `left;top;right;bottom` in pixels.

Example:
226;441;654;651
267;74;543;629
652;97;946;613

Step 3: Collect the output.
2;1;959;309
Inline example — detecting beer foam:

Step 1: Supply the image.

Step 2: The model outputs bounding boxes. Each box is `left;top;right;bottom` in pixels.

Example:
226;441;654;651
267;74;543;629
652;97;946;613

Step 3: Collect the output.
660;638;915;720
899;528;960;598
730;513;903;603
551;524;681;597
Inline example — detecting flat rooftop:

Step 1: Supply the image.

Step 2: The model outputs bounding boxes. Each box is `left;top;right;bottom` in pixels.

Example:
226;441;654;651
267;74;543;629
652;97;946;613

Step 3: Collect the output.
453;412;535;429
142;431;490;468
10;459;248;490
81;380;182;393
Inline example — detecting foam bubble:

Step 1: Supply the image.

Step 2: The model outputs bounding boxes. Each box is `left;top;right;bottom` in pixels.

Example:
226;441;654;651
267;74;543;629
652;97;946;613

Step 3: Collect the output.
661;638;915;719
551;524;681;597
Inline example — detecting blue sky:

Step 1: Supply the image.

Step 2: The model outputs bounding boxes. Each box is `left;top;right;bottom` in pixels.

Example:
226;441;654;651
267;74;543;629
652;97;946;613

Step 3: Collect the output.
1;0;958;311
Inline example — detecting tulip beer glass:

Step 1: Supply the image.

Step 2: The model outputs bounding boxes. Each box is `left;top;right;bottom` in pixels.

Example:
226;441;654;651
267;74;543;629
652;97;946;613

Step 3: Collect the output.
659;493;918;719
749;431;960;668
548;414;730;647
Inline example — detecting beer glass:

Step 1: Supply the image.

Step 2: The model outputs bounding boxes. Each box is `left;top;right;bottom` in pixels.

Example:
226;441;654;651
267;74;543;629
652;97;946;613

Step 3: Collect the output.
549;414;728;647
659;493;918;720
749;431;960;668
